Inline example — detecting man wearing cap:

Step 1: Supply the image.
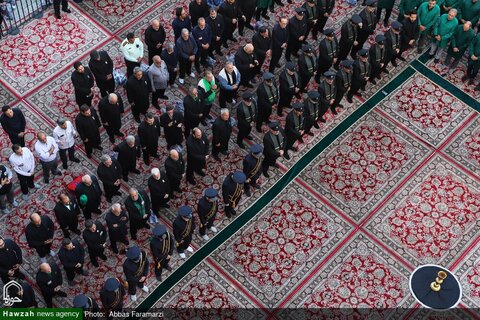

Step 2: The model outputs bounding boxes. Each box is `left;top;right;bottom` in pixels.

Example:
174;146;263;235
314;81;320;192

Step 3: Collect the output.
98;93;125;144
318;71;338;116
269;16;289;73
82;219;108;268
385;21;406;67
105;203;130;254
97;154;122;203
235;43;259;88
34;131;61;184
218;61;241;108
53;118;80;169
429;9;459;63
113;135;141;182
197;188;219;240
0;236;24;284
304;90;322;130
173;206;196;258
165;149;185;194
126;67;151;123
123;246;150;302
256;72;278;132
186;127;210;185
75;174;103;220
317;0;336;35
354;0;378;58
242;144;263;197
298;44;317;91
262;122;289;178
148;168;171;215
75;104;102;159
71;61;95;108
369;34;389;84
237;92;257;149
145;20;167;66
58;238;88;286
25;213;55;263
219;0;245;44
198;70;218;126
212;108;233;161
316;28;339;82
278;61;300;116
302;0;319;40
73;294;99;314
100;278;126;312
0;105;26;147
347;49;371;102
183;87;204;138
400;11;420;54
444;22;474;73
124;188;152;240
121;33;144;78
150;224;174;281
7;281;38;308
286;8;308;61
160;105;184;149
417;0;440;53
54;193;81;239
138;112;161;165
338;14;362;67
36;262;67;308
334;60;353;108
285;102;309;152
206;7;225;58
88;50;115;98
222;171;246;217
252;26;272;75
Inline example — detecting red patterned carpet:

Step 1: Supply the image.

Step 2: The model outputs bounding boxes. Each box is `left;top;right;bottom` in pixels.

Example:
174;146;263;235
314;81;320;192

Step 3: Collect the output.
0;0;478;314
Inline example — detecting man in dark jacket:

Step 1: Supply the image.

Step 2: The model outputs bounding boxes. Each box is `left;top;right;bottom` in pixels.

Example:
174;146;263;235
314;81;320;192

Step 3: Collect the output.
197;188;219;241
334;59;354;109
126;67;151;123
176;29;198;84
189;0;210;29
138;112;161;165
165;149;185;194
369;34;389;84
337;14;362;67
73;294;100;313
0;236;24;284
256;72;278;132
71;61;95;107
298;44;317;90
237;92;257;149
54;193;81;239
278;61;300;116
347;49;371;102
161;43;179;86
105;203;130;254
352;0;378;58
98;93;124;144
186;127;210;185
262;121;289;178
206;7;225;57
97;154;122;202
286;8;308;61
252;26;272;75
235;43;258;88
385;21;406;67
25;213;55;263
173;206;196;258
318;70;338;116
145;20;166;65
113;135;141;182
148;168;171;214
75;174;103;219
316;28;339;81
183;87;204;138
304;90;322;131
123;246;149;302
239;0;256;34
75;105;102;158
0;105;26;147
124;188;151;240
219;0;245;45
285;103;308;152
150;225;174;281
242;144;263;197
160;104;184;149
172;7;192;40
8;281;37;308
58;238;88;286
400;11;419;54
269;17;289;73
192;17;213;72
100;278;126;312
82;219;108;267
88;50;115;97
212;108;232;161
36;262;66;308
317;0;336;33
302;0;319;40
222;171;246;218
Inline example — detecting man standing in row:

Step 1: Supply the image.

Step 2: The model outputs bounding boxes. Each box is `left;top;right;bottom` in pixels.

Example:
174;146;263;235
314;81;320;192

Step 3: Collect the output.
54;193;81;239
237;92;257;149
165;149;185;195
256;72;278;132
34;131;61;184
145;20;166;65
71;62;95;108
58;238;88;286
105;203;130;254
222;171;246;218
150;225;174;281
160;105;184;150
114;135;141;183
82;219;108;268
138;112;161;165
9;144;38;200
0;236;24;284
197;188;219;241
75;105;102;158
286;8;307;62
88;50;115;98
75;174;102;220
211;108;232;162
123;246;149;302
186;127;209;185
148;168;171;214
1;105;26;147
97;154;122;203
262;122;289;178
173;206;195;259
36;262;66;308
126;67;151;123
124;188;151;240
149;56;170;108
53;118;80;169
25;213;55;263
98;93;125;144
242;144;263;197
121;33;144;78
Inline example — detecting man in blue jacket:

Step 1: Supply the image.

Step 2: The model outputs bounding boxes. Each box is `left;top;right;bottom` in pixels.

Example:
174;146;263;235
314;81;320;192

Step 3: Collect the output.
176;29;198;84
192;17;213;73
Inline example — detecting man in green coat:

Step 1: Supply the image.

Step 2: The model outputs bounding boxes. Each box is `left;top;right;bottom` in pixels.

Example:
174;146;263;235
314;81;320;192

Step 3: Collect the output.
463;32;480;84
428;9;458;62
444;21;475;72
457;0;480;26
440;0;458;14
417;0;440;53
398;0;422;22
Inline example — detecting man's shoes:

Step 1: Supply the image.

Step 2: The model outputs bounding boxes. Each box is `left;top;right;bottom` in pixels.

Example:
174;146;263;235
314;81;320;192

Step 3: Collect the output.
11;200;18;208
284;152;291;160
92;261;99;267
202;234;210;241
273;163;280;169
398;57;406;61
263;171;270;178
251;183;260;189
391;61;398;67
383;69;390;74
142;286;149;293
244;189;251;197
131;169;141;174
55;14;61;19
179;253;186;259
68;280;74;286
156;275;162;281
290;146;298;152
22;194;30;201
63;164;68;169
190;72;196;78
33;183;41;189
306;131;314;136
115;131;124;137
245;24;254;30
100;254;108;261
314;123;320;129
434;58;439;63
337;104;344;109
197;170;206;177
370;79;377;85
187;179;196;185
81;270;89;276
262;14;270;20
213;155;221;162
63;8;71;13
53;170;62;176
44;179;49;184
355;92;363;97
331;108;338;115
50;250;56;257
319;118;326;123
347;95;353;103
2;208;10;214
131;295;137;302
246;135;253;140
209;226;218;233
275;63;281;68
72;157;81;163
186;246;194;253
237;142;245;149
112;247;119;254
160;95;169;100
179;78;185;84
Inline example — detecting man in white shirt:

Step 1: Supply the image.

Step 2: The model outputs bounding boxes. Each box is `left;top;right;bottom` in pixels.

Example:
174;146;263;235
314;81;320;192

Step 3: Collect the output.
9;144;39;200
53;118;80;170
121;32;144;78
34;132;61;184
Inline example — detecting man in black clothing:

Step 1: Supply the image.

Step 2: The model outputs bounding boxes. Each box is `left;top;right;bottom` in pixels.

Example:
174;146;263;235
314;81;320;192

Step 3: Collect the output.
239;0;257;34
100;278;126;312
400;11;419;54
304;90;322;131
256;72;278;132
316;28;339;82
278;61;300;116
8;281;37;308
148;168;171;214
75;174;103;219
298;44;317;91
197;188;219;241
161;44;179;86
206;7;225;57
212;108;233;161
88;50;115;97
145;20;166;65
347;49;371;102
286;8;307;61
0;105;26;147
71;61;95;107
235;43;259;88
172;206;196;259
222;171;246;218
318;70;338;117
123;246;150;302
160;105;184;149
113;135;141;182
165;149;185;194
75;104;102;158
82;219;108;267
337;14;362;67
73;294;100;313
53;0;70;19
237;92;257;149
269;16;289;73
317;0;336;34
97;154;122;202
385;21;406;67
183;87;204;138
138;112;161;165
243;144;263;197
303;0;319;40
334;59;354;108
54;193;81;239
58;238;88;286
186;128;210;185
219;0;245;46
189;0;210;29
176;29;198;84
105;203;130;254
98;93;124;144
124;188;151;240
36;263;67;308
126;67;151;123
262;121;289;178
369;34;389;84
0;236;24;284
352;0;377;58
150;224;174;281
252;26;272;75
285;103;308;152
25;213;55;263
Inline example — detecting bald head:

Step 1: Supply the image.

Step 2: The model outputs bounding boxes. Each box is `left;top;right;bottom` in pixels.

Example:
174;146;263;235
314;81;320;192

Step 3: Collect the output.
152;19;160;30
108;93;118;104
40;263;51;273
170;149;179;160
30;213;41;226
244;44;254;54
82;175;92;186
153;55;162;65
37;132;47;143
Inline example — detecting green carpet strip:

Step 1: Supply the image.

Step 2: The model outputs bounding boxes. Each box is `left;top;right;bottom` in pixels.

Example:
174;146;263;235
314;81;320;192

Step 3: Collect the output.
134;66;416;313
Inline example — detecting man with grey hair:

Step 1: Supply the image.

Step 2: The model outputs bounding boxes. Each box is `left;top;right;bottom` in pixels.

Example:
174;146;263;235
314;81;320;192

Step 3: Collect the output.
211;108;232;161
217;61;240;108
97;154;122;203
114;135;141;182
161;43;179;87
192;17;213;73
149;55;170;108
98;93;125;144
164;149;185;194
176;28;198;84
148;167;171;215
105;203;130;254
34;131;61;184
429;8;458;63
53;117;80;170
126;67;151;123
75;174;103;219
124;188;152;240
